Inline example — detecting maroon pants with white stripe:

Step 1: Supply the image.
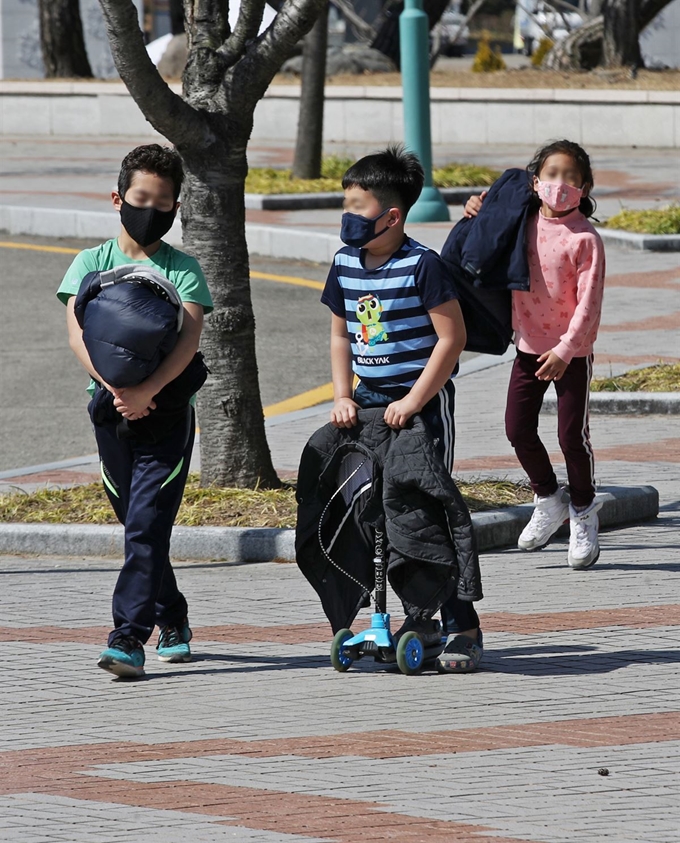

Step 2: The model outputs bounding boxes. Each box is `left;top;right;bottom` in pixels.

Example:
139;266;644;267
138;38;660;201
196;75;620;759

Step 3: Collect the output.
505;350;596;509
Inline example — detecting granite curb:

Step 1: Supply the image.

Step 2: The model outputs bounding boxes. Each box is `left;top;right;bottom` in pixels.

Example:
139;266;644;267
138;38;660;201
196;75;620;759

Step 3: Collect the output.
243;186;486;211
4;207;680;262
0;206;343;264
597;228;680;252
544;392;680;415
0;484;657;561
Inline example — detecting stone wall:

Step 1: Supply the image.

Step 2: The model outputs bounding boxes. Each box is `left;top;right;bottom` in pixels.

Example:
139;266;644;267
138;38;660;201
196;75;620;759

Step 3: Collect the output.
1;81;679;148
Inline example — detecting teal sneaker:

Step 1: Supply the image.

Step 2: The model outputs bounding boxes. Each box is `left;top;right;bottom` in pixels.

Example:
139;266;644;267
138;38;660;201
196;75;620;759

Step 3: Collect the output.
98;635;145;678
157;621;192;663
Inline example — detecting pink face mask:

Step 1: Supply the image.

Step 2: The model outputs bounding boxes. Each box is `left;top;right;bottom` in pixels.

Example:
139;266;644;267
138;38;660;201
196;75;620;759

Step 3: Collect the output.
535;180;583;212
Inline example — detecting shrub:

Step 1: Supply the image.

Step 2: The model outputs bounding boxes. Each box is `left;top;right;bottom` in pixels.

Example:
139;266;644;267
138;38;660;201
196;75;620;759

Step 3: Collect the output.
471;32;506;73
531;38;554;67
244;158;499;194
433;163;499;187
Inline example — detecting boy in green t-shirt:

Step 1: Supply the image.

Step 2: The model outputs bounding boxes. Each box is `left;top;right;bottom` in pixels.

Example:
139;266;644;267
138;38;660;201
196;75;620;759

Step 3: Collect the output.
57;144;213;678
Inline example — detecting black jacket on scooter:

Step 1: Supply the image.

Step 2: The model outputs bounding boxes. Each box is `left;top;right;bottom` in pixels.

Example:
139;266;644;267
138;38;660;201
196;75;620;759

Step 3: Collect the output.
296;409;482;634
440;168;534;355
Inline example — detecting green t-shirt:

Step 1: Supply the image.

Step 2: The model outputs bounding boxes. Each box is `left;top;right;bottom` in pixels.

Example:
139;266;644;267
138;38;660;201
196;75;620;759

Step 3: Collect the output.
57;238;214;397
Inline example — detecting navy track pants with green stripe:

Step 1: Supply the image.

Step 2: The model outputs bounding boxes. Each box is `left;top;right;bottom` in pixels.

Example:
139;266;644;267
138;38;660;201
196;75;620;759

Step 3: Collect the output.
94;407;195;646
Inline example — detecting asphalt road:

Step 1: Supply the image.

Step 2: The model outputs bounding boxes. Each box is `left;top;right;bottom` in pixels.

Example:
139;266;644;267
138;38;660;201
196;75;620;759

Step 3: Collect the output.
0;235;332;471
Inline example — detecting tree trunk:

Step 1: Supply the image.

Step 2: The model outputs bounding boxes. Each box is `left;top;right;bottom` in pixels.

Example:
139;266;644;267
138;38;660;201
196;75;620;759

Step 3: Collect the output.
292;2;329;180
180;130;280;489
98;0;328;488
39;0;93;78
169;0;185;35
544;0;675;70
603;0;642;67
543;14;604;70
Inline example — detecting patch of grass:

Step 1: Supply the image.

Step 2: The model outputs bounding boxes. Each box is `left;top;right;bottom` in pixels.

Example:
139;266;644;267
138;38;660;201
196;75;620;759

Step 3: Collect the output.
320;154;355;179
603;205;680;235
245;156;499;194
0;475;533;526
432;163;499;187
456;478;533;511
591;362;680;393
245;169;340;195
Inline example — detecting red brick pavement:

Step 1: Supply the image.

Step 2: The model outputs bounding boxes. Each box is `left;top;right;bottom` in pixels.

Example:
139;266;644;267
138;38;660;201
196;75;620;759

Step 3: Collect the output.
5;712;680;843
600;312;680;333
2;604;680;647
1;470;99;485
605;268;680;290
455;439;680;471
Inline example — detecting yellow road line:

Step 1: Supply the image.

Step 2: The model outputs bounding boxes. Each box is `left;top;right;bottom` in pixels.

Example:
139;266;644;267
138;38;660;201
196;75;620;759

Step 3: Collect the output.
264;382;333;418
0;240;80;255
251;270;324;291
1;239;329;416
0;242;325;289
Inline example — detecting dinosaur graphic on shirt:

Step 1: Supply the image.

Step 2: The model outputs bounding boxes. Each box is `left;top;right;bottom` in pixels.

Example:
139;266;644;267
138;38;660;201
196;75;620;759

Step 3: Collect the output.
355;294;388;349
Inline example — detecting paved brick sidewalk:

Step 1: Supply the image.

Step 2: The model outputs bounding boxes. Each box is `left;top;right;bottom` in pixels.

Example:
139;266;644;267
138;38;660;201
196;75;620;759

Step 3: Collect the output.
1;496;679;842
1;138;679;841
2;137;679;254
1;302;679;842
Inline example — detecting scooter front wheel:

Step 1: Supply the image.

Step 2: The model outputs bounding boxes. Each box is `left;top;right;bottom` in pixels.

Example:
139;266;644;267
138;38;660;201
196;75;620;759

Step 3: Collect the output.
330;628;355;672
396;631;424;675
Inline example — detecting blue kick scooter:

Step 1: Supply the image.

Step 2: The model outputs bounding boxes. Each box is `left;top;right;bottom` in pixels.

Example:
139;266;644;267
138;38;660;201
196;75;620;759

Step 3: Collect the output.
329;528;444;675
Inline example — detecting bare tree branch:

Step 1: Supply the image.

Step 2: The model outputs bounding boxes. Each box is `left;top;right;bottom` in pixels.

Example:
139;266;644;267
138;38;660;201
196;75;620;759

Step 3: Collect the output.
244;0;328;95
543;0;587;18
543;14;602;69
330;0;376;44
98;0;205;147
539;0;578;33
516;0;554;40
639;0;674;27
544;0;674;70
219;0;268;65
446;0;487;50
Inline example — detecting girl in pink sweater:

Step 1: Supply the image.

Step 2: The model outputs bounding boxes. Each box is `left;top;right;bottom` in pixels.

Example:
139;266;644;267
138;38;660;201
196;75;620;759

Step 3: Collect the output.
467;140;606;569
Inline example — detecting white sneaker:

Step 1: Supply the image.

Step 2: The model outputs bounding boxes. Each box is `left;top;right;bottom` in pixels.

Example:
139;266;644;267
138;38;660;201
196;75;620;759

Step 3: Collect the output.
568;499;603;569
518;488;570;551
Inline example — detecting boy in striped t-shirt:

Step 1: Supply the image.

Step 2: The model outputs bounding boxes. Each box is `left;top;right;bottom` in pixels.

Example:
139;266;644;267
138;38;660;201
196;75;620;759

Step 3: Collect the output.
320;146;483;673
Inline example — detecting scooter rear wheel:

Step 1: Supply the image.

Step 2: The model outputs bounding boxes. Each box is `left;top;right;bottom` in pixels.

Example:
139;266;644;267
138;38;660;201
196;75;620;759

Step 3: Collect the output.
396;631;424;675
330;628;355;672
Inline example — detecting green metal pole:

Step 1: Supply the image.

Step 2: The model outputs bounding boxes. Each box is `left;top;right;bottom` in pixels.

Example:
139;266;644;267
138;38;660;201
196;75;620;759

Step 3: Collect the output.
399;0;450;222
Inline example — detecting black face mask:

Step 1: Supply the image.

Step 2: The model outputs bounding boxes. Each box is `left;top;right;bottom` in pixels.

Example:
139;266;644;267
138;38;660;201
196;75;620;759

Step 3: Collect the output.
120;199;177;247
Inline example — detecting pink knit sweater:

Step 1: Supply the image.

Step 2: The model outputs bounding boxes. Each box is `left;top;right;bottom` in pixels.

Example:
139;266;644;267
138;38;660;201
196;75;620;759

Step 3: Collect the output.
512;209;606;363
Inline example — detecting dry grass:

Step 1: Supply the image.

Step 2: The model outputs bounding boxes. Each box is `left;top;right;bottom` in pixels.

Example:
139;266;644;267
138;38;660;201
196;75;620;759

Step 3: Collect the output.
0;475;533;527
591;363;680;393
603;206;680;236
245;155;498;194
273;68;680;91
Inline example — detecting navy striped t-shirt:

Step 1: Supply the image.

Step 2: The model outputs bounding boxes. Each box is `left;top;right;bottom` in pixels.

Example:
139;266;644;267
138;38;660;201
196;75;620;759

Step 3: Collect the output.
321;237;459;390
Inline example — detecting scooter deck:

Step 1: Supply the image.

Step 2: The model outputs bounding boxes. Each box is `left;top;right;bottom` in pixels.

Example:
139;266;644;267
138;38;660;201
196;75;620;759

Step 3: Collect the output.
354;640;445;664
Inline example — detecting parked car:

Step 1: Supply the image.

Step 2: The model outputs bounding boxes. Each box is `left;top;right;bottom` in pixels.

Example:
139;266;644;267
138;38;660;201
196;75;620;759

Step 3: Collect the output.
434;3;470;57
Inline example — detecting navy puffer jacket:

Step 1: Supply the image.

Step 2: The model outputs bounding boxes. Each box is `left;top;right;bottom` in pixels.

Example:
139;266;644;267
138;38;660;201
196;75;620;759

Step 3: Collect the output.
440;168;534;355
74;265;183;388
